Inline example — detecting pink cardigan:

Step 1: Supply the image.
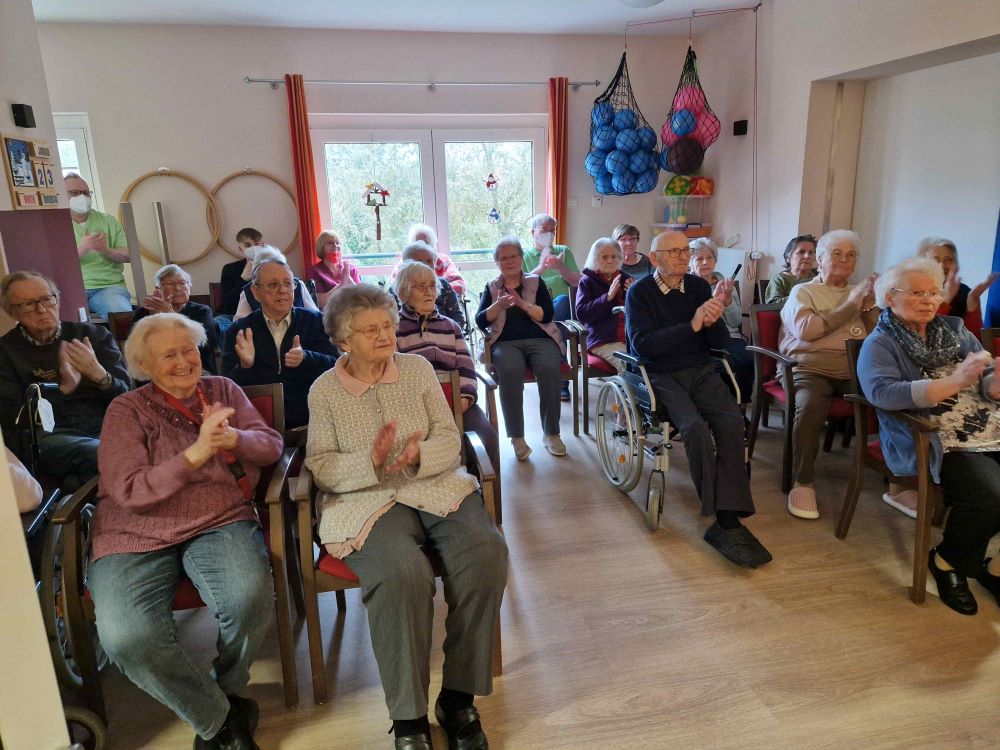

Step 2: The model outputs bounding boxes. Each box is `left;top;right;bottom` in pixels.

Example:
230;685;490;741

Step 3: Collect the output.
91;376;283;559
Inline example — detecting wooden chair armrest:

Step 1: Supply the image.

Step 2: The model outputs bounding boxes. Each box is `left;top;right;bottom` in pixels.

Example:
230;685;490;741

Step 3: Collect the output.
475;368;497;390
746;344;799;368
21;488;61;537
463;432;496;485
291;463;314;503
555;320;580;338
844;394;872;408
898;410;938;433
49;476;100;525
264;447;301;506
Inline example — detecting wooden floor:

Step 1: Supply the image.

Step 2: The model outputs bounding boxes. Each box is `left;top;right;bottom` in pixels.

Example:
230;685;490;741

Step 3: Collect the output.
96;387;1000;749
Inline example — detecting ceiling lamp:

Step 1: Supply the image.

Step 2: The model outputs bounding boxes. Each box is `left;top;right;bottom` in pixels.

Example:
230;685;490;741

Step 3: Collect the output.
618;0;666;7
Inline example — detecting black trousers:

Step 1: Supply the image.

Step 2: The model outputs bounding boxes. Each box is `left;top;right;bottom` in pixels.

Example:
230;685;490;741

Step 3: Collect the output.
938;451;1000;576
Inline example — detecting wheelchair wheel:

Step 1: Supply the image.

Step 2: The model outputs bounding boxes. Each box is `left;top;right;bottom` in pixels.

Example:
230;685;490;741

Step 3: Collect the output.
596;376;644;492
645;470;664;531
39;503;108;690
64;706;107;750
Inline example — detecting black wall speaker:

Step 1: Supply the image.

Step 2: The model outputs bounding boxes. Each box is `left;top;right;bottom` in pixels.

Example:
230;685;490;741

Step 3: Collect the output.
733;120;748;137
12;104;36;129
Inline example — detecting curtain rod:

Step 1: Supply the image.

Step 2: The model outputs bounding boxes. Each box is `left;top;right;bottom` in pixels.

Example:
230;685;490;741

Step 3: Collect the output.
244;77;601;91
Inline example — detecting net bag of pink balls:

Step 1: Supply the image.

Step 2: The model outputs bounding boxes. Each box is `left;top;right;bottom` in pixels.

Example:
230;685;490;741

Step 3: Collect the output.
585;52;661;196
660;46;721;175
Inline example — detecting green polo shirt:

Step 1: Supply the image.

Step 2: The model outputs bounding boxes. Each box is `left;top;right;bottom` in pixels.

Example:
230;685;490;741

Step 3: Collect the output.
73;209;128;289
521;244;579;299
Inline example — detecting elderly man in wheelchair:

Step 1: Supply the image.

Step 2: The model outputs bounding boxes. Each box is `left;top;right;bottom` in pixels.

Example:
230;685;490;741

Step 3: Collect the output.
618;230;772;568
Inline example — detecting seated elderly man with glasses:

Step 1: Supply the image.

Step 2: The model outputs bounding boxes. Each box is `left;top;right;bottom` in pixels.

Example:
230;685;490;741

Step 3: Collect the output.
0;270;129;490
222;258;339;430
625;231;772;568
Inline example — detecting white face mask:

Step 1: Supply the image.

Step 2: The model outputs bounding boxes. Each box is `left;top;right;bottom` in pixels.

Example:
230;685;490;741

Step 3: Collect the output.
536;231;554;250
68;195;92;214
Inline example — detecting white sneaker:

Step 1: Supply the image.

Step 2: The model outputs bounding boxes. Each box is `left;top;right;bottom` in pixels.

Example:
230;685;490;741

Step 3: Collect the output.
511;438;532;461
543;434;567;456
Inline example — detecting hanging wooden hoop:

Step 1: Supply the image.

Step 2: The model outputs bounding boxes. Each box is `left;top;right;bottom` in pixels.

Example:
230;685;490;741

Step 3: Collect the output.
119;168;221;265
208;169;300;259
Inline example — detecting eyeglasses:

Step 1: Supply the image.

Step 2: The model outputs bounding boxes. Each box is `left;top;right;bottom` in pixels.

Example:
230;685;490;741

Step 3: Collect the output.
827;250;858;261
891;288;943;303
67;188;91;198
11;294;58;313
351;322;395;340
159;280;190;289
256;280;294;292
410;283;436;293
653;246;691;258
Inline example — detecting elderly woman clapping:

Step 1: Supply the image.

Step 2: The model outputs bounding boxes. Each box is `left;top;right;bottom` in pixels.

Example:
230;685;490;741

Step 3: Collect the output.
394;260;500;487
306;284;507;750
915;236;998;339
88;313;283;748
780;230;879;519
132;264;218;373
576;237;631;374
476;236;567;460
859;258;1000;615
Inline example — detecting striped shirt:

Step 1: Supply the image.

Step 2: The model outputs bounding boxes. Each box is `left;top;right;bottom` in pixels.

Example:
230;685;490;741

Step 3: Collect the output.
395;305;478;403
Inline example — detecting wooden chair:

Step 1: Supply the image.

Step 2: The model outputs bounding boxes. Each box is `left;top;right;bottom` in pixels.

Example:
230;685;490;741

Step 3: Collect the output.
836;338;947;604
755;278;769;305
106;310;135;348
208;282;224;315
481;321;582;435
577;333;618;436
746;303;853;493
290;371;502;705
54;383;302;721
980;327;1000;355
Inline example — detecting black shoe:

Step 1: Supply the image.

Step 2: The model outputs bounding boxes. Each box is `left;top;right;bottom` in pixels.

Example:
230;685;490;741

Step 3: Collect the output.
975;557;1000;607
395;732;434;750
226;696;259;738
704;521;758;568
928;547;978;616
732;525;773;567
560;384;571;402
434;699;488;750
193;697;260;750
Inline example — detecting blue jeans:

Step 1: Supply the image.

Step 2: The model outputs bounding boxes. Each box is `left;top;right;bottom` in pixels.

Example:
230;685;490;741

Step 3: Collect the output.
86;286;132;317
89;520;272;740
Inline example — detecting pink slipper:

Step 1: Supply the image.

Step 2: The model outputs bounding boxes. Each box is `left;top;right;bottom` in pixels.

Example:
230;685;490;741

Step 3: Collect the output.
787;486;819;519
882;490;918;519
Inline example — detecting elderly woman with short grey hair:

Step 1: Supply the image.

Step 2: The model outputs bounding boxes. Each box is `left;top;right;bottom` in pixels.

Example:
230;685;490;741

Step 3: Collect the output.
89;312;283;748
779;229;879;519
860;257;1000;615
308;283;507;750
914;236;997;338
576;237;631;373
132;263;217;373
391;240;465;327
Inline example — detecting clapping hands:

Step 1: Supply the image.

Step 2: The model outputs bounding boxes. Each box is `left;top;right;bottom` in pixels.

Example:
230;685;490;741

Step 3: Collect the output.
234;329;255;368
371;421;424;474
58;337;106;394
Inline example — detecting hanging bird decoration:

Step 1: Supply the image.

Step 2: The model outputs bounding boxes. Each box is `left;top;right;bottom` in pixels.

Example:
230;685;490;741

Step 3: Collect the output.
363;182;390;241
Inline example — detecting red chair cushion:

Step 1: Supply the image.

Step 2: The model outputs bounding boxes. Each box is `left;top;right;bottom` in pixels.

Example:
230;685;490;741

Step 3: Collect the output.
248;396;275;430
316;548;360;582
866;439;884;463
587;354;616;375
828;396;853;419
440;381;454;409
762;379;788;403
755;310;782;380
173;579;206;611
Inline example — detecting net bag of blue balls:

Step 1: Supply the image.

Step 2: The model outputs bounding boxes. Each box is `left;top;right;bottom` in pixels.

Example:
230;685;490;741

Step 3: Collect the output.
660;46;721;175
586;52;661;196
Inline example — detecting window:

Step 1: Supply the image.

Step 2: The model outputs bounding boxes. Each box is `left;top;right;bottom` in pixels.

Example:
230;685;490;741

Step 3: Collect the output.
312;126;545;288
54;113;105;211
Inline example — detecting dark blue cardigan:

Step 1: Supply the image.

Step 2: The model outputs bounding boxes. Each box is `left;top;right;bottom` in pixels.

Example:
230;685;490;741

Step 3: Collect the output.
222;307;339;428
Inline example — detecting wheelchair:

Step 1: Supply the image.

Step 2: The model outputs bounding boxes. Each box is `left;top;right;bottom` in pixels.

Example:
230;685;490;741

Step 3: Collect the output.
594;348;746;532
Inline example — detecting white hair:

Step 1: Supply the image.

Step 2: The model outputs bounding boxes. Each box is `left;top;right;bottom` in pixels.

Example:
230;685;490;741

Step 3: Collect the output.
401;241;438;264
688;237;718;260
915;236;959;266
874;257;944;308
154;264;191;287
124;312;206;381
250;247;291;285
584;237;622;271
246;244;284;265
406;223;438;249
393;260;437;302
323;283;399;344
530;213;557;231
816;229;861;260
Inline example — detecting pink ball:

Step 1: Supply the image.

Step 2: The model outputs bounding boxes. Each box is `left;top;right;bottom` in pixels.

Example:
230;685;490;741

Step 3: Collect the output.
694;111;722;150
673;85;706;116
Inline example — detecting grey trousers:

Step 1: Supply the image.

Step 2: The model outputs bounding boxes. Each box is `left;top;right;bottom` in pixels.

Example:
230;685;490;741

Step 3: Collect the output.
790;370;850;485
647;363;755;517
344;493;508;720
490;337;562;438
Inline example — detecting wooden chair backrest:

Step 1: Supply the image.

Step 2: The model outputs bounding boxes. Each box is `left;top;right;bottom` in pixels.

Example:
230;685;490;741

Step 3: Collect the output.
436;370;464;436
755;278;769;305
981;327;1000;356
208;282;224;315
845;338;879;437
107;310;135;347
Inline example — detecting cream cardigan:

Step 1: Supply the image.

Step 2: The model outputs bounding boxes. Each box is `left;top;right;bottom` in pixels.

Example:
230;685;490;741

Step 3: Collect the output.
306;352;479;548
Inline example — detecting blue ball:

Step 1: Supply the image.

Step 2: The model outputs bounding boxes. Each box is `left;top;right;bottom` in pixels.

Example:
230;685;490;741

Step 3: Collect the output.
592;124;616;152
659;148;673;172
634;168;659;193
595;171;615;195
605;149;630;176
615;128;642;155
585;149;608;177
671;108;696;137
612;170;637;195
636;126;657;151
629;149;655;174
591;102;614;127
613;109;638;131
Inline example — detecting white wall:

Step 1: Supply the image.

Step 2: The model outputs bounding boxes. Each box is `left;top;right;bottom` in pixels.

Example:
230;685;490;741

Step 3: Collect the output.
37;23;694;291
853;52;1000;284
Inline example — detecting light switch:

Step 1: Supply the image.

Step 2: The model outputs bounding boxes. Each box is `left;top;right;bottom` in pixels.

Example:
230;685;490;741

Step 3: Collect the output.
568;197;578;209
592;196;603;207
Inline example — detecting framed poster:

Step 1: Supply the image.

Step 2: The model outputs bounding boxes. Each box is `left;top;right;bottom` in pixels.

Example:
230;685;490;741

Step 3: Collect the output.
3;135;36;188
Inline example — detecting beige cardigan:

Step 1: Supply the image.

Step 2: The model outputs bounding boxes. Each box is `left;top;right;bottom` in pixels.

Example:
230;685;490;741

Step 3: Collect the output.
306;353;479;549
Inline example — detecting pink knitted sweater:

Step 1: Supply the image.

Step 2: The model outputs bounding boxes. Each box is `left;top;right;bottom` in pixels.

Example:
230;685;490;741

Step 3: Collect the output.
91;376;283;559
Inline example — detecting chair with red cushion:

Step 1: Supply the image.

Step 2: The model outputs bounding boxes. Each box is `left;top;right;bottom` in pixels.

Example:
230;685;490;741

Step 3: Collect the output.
746;303;854;493
54;382;302;721
208;282;224;316
106;310;135;349
980;327;1000;356
579;336;618;436
290;370;502;705
836;338;947;604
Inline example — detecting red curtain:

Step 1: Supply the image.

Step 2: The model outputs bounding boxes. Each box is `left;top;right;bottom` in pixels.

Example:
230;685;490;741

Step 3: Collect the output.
546;77;569;243
284;74;322;269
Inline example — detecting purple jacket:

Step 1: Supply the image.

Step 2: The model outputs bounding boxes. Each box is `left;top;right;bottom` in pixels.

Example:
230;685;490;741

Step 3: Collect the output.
576;268;630;351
